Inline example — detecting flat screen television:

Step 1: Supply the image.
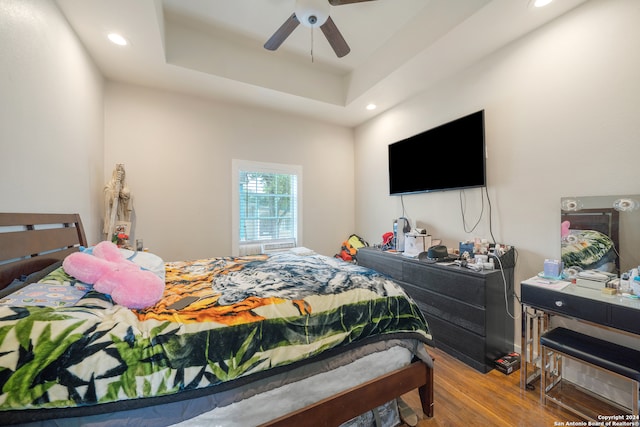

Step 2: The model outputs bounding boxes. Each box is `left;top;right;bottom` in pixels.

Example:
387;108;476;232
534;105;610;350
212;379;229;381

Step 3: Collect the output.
388;110;486;195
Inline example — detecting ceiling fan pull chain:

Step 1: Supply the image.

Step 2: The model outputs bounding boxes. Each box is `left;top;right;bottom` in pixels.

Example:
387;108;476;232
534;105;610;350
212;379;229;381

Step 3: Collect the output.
310;26;314;63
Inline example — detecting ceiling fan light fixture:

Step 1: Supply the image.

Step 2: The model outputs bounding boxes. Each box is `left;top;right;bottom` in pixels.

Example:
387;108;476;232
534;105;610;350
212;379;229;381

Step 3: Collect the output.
295;0;330;28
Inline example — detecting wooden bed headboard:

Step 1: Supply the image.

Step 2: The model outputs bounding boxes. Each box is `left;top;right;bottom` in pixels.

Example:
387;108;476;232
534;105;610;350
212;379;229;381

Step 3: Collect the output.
0;213;87;290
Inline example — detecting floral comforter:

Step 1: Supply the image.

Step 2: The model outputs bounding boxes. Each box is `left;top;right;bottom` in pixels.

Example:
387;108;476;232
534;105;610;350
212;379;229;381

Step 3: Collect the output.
0;252;431;416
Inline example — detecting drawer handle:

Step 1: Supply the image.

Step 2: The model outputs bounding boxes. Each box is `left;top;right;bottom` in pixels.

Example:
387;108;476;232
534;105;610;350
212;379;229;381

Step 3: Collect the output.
555;301;564;307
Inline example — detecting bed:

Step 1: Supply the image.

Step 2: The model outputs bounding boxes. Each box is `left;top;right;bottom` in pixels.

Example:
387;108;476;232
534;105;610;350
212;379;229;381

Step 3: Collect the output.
0;213;434;426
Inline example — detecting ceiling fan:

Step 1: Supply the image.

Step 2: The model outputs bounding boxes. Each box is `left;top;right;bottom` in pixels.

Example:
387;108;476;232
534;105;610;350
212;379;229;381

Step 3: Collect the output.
264;0;376;58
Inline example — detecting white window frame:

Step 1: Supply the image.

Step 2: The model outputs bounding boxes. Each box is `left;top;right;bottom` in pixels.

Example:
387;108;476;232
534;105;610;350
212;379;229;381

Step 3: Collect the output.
232;159;303;256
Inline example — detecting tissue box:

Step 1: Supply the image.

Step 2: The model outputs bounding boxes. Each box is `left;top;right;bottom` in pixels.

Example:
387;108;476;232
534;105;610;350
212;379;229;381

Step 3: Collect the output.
543;259;563;278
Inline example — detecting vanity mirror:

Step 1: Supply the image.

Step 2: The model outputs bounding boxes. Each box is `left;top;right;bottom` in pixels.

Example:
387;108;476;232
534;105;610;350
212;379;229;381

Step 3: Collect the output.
560;194;640;276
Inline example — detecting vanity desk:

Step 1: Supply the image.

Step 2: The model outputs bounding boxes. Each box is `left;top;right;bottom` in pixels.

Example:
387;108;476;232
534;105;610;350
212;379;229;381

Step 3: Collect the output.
520;193;640;418
520;277;640;418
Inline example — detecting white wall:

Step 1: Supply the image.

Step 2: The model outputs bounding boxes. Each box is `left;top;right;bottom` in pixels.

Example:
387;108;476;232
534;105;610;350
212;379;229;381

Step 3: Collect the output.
0;0;104;243
354;0;640;288
104;82;355;261
354;0;640;401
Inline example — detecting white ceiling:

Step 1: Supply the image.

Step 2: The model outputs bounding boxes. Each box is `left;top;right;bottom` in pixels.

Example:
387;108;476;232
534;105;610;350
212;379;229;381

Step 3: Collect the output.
55;0;588;127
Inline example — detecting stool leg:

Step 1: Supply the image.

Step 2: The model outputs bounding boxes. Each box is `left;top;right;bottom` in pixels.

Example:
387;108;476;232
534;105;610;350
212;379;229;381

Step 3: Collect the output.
541;345;548;404
522;306;549;390
541;345;564;406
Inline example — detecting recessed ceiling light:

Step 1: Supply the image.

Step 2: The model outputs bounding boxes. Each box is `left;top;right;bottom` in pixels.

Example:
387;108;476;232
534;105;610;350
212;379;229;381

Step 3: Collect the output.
107;33;128;46
532;0;553;7
366;103;377;111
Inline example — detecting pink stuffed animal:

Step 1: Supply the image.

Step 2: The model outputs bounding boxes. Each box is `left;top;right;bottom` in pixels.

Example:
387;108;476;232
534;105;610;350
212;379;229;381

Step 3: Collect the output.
63;241;165;309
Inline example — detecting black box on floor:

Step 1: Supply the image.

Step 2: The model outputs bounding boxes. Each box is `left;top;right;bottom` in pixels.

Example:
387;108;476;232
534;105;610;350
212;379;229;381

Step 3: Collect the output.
495;352;520;375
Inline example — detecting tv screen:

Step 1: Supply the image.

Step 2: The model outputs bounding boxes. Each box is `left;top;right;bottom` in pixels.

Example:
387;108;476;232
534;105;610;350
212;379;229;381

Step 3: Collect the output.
388;110;486;195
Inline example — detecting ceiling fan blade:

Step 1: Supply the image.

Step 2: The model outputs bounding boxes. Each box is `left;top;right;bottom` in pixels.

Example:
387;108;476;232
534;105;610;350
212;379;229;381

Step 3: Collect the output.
320;16;350;58
264;13;300;51
328;0;376;5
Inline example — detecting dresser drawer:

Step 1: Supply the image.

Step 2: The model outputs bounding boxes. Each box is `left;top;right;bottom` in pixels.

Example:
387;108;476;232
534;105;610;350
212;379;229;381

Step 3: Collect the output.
402;280;486;336
609;305;640;335
357;250;403;280
521;284;608;325
425;314;488;370
403;262;485;307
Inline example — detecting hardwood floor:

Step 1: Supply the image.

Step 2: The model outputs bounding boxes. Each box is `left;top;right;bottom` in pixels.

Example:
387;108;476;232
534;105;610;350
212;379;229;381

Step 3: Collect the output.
399;346;583;427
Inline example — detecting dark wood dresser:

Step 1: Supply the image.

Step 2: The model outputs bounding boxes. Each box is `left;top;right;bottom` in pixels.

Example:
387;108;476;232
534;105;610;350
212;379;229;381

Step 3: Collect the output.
358;247;514;373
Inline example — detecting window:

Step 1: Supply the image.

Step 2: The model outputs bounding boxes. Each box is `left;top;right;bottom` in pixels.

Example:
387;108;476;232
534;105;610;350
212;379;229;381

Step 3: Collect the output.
232;160;302;255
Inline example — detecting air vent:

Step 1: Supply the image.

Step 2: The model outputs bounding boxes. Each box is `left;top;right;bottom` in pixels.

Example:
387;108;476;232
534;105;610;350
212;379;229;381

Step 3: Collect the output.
261;239;296;254
238;244;263;256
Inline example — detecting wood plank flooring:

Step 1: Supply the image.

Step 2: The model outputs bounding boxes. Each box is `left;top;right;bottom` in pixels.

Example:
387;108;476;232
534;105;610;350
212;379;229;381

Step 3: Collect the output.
399;346;584;427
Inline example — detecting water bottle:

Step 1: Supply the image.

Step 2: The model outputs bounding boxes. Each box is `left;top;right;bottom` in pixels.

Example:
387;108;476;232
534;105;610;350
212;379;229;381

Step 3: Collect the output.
393;220;398;250
620;272;631;293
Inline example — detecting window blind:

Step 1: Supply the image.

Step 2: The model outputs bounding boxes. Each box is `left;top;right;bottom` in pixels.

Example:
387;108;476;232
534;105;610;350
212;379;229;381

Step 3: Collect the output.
238;170;297;244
